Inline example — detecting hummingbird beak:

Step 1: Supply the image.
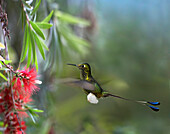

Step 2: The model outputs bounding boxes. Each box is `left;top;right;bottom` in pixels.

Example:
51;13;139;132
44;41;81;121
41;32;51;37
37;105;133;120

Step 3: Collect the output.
67;63;77;67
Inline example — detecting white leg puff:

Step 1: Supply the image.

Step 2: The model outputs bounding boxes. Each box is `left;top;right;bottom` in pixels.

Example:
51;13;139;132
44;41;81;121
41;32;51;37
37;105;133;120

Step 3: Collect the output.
87;93;99;104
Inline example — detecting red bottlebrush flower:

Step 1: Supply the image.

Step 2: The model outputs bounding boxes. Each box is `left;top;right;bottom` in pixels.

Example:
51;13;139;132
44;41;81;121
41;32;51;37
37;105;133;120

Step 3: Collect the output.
4;112;26;134
13;77;23;95
18;67;40;94
0;67;42;133
0;87;29;133
0;88;13;114
12;67;42;96
14;91;32;118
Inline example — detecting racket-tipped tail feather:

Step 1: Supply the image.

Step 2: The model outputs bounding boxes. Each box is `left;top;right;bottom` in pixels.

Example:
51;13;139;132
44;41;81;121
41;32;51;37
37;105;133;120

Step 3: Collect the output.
147;105;159;112
102;93;160;112
147;101;160;105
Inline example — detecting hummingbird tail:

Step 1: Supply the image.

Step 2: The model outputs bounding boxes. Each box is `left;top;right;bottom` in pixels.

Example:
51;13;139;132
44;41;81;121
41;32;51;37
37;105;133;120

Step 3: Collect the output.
146;101;160;112
102;93;160;112
136;101;160;112
147;101;160;105
147;105;160;112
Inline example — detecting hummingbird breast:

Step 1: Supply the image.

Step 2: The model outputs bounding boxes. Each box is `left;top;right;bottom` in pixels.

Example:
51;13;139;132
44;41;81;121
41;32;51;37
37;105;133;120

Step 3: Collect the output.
83;81;103;98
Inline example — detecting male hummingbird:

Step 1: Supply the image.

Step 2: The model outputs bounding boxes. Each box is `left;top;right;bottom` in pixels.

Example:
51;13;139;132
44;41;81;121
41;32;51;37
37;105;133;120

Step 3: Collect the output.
67;63;160;112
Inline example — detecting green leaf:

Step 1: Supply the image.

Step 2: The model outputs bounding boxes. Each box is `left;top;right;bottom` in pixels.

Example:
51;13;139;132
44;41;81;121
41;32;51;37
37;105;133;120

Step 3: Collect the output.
42;10;54;22
55;11;90;26
39;39;49;51
28;112;36;123
0;121;4;127
28;109;39;117
27;27;32;67
69;34;89;46
21;8;26;30
30;21;45;40
0;72;7;81
31;0;41;15
35;53;38;71
4;60;12;64
20;23;29;62
30;108;44;113
32;31;45;60
29;29;38;70
29;28;36;63
27;41;32;68
25;105;43;123
59;24;89;48
35;22;53;29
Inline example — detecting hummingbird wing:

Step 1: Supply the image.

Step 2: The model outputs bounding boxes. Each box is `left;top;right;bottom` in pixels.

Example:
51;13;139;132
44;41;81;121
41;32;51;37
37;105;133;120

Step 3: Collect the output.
69;80;96;91
59;78;96;91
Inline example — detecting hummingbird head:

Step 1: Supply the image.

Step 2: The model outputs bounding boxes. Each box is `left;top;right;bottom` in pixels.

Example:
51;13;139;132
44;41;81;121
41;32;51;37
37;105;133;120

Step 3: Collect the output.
67;63;92;75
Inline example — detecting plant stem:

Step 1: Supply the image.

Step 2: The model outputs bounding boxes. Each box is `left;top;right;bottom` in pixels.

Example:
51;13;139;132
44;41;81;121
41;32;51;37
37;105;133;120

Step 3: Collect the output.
1;61;27;79
20;0;33;30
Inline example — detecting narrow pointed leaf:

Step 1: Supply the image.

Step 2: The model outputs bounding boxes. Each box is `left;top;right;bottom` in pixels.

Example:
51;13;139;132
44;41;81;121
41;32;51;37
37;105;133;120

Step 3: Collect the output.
29;30;38;70
42;10;54;22
31;108;44;113
28;112;36;123
0;72;7;81
35;22;53;29
35;52;38;71
28;108;39;117
21;9;26;30
20;24;29;62
27;42;32;68
29;29;36;63
4;60;12;64
27;28;32;67
39;39;49;51
0;121;4;127
30;21;45;40
32;31;45;60
31;0;41;15
55;11;90;26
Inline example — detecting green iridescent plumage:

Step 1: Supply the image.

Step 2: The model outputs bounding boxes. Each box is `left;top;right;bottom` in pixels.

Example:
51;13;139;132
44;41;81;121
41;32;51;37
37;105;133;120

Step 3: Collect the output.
67;63;160;112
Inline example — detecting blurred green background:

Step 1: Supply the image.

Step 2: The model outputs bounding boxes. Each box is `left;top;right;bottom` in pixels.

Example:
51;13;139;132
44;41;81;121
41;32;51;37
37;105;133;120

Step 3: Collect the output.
6;0;170;134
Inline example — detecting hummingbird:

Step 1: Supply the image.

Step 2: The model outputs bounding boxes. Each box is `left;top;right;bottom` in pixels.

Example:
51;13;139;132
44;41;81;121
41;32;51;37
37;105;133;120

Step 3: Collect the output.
67;63;160;112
